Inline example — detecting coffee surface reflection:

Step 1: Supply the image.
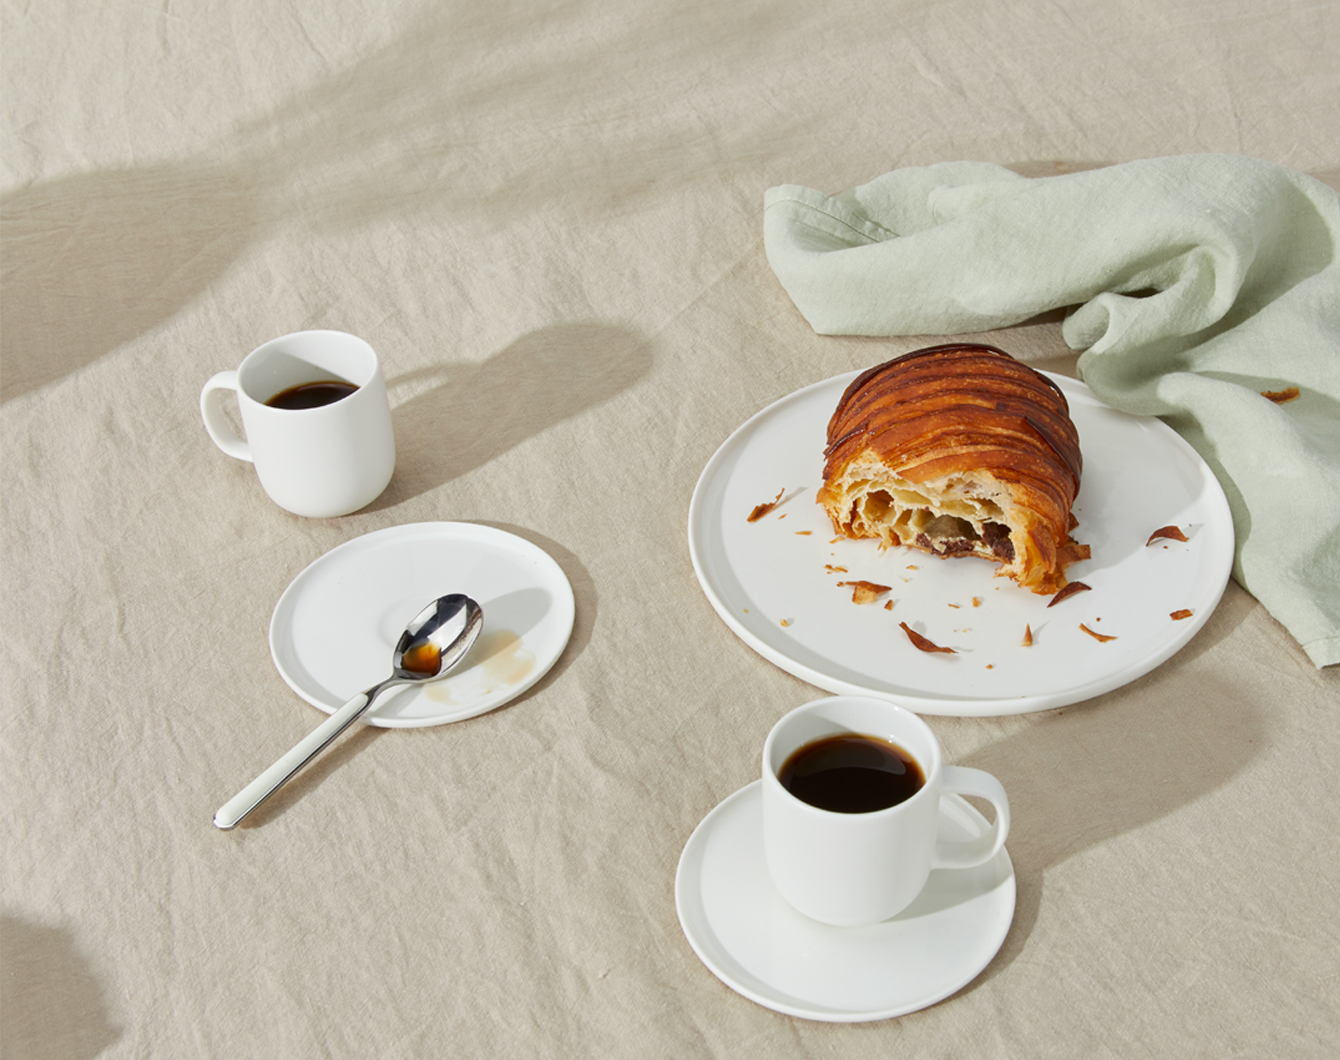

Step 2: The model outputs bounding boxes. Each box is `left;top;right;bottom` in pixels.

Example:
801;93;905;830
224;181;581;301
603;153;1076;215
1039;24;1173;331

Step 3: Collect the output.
778;733;925;813
265;380;358;410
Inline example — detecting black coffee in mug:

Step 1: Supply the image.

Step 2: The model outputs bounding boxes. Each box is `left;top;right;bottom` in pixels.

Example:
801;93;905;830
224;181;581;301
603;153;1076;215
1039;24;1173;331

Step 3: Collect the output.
778;733;925;813
265;379;358;410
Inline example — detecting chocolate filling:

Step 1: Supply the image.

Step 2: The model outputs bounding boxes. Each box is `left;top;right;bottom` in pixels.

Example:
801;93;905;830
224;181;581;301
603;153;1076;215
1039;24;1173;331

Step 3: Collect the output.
915;532;981;557
982;521;1015;562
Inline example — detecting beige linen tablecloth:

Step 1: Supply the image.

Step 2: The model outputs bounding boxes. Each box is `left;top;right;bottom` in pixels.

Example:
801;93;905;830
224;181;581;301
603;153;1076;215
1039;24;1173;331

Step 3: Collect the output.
3;2;1338;1058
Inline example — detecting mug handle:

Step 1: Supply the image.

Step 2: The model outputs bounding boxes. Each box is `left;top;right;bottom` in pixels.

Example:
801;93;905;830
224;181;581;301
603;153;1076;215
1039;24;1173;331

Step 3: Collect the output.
200;371;252;462
931;765;1010;870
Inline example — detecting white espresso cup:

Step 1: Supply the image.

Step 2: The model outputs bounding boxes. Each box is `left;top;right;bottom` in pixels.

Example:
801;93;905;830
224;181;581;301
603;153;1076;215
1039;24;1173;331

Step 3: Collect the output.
200;330;395;517
763;695;1009;927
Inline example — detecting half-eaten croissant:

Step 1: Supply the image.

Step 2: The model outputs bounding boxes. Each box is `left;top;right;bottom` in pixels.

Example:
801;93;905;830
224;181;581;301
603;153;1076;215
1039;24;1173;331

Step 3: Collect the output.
817;343;1089;594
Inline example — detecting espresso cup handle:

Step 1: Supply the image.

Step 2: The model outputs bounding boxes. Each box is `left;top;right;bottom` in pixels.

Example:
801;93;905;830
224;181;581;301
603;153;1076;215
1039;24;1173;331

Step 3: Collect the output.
932;765;1010;870
200;371;252;462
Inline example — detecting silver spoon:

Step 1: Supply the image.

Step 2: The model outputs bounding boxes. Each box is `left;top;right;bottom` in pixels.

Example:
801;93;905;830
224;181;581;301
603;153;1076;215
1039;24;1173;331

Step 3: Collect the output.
214;593;483;830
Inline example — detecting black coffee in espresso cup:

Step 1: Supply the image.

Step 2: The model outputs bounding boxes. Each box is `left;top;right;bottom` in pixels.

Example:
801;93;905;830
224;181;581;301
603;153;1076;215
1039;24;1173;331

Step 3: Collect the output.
777;733;926;814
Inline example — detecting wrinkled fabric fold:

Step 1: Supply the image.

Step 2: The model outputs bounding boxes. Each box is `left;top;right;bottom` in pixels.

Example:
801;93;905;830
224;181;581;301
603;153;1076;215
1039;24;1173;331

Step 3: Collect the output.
764;156;1340;667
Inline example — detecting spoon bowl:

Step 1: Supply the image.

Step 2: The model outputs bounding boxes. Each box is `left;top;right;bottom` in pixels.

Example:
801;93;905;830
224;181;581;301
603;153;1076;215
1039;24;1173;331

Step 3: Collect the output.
214;593;483;829
392;594;483;680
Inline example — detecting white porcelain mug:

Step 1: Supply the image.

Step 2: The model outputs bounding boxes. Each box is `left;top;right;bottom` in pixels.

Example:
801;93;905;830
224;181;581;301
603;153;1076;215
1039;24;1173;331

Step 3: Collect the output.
762;695;1010;927
200;331;395;517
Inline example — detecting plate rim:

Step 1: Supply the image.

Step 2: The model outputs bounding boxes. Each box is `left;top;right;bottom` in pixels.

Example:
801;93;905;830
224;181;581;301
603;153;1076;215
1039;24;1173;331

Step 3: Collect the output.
687;370;1235;716
268;521;576;728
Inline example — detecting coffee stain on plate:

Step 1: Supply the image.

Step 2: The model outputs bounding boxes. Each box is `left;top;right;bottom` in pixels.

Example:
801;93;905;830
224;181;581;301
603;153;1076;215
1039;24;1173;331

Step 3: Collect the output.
424;628;535;704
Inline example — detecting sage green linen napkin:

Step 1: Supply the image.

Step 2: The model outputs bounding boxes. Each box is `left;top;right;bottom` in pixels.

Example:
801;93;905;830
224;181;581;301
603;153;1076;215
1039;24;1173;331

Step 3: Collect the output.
763;155;1339;667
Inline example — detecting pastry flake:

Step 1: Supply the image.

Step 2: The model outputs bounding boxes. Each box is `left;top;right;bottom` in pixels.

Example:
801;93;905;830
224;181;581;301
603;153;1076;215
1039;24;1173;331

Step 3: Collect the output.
899;622;956;654
747;489;784;522
837;580;891;605
1146;525;1189;546
1047;581;1092;608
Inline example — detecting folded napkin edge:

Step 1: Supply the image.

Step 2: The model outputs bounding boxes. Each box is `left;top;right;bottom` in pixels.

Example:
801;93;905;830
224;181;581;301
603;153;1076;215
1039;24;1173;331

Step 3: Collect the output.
764;184;898;243
1303;634;1339;669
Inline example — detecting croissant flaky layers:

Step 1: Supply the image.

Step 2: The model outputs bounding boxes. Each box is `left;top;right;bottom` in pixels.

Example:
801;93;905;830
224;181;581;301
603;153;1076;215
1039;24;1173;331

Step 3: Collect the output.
818;343;1090;594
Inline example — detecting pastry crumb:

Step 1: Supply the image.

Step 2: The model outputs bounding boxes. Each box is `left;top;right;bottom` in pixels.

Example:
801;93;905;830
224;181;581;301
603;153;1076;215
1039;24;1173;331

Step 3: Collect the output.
837;580;892;605
747;490;784;522
1047;581;1092;608
1170;608;1193;620
1079;623;1116;643
899;622;956;654
1146;525;1188;546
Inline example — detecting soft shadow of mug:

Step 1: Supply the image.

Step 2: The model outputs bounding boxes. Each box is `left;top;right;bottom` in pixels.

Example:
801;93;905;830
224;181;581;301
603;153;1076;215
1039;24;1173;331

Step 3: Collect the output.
200;331;395;517
763;695;1010;927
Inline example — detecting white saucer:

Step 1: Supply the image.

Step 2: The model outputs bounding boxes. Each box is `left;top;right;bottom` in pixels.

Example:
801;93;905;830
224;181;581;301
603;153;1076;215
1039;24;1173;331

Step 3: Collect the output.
675;781;1015;1022
269;522;575;727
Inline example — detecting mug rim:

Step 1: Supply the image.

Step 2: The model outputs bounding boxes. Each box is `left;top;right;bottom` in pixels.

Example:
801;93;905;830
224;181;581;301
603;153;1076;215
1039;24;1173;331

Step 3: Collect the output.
762;694;942;818
237;330;380;405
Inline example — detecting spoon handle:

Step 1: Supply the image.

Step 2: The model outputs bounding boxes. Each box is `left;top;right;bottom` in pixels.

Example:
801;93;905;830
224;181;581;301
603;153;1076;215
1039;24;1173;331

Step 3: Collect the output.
213;682;392;830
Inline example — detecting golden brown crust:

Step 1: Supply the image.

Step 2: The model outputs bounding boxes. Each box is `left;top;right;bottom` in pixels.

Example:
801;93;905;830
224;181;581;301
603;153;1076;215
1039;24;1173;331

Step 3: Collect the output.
819;343;1088;594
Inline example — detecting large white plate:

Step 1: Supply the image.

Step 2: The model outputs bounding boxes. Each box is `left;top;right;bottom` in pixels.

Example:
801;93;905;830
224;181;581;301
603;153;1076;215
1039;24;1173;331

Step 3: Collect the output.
687;372;1234;716
675;781;1015;1022
270;522;575;727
